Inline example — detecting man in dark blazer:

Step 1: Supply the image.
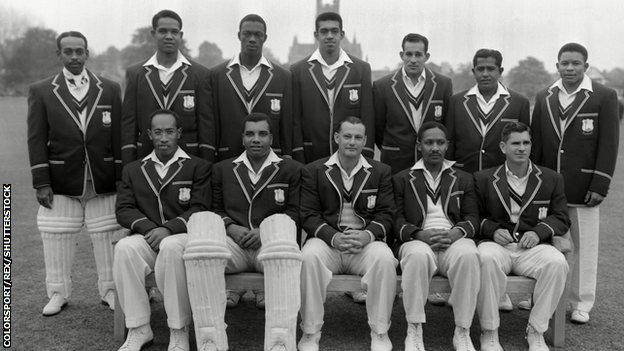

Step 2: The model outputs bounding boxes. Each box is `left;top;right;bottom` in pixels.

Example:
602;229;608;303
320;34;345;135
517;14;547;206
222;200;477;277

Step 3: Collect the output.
475;122;569;351
291;11;375;163
392;122;480;351
374;33;453;174
446;49;530;174
27;31;125;316
530;43;620;324
114;109;211;351
211;14;293;161
298;117;397;351
121;9;214;165
183;112;302;351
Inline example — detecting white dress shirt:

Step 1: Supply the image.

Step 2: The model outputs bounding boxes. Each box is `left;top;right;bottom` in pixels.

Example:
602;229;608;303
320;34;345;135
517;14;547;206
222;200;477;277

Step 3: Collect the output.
233;149;282;185
411;159;456;230
308;48;353;108
402;67;427;130
505;162;532;224
143;147;191;178
466;82;510;133
143;51;191;84
227;55;272;91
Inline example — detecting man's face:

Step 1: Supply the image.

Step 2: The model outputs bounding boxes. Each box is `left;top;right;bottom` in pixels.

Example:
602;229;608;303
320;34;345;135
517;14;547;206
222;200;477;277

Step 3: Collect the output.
334;122;366;158
417;127;448;167
238;21;266;57
556;51;588;88
148;113;181;159
152;17;183;55
243;120;273;160
314;20;343;55
57;36;89;75
400;41;429;77
500;131;531;165
473;56;502;92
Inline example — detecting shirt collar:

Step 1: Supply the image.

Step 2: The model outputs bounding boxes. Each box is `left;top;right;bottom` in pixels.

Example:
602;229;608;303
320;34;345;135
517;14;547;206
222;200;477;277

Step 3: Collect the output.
466;81;509;99
143;146;190;166
62;67;89;84
324;152;371;176
551;74;593;94
233;149;282;170
411;158;455;172
401;66;427;83
227;54;272;70
308;48;353;67
505;161;533;180
143;51;191;69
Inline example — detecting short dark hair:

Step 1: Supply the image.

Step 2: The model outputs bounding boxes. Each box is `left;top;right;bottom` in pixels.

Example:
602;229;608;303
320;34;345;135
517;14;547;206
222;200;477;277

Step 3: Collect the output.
315;12;343;31
239;14;267;32
501;121;531;142
149;109;181;129
244;112;273;134
558;42;588;62
417;121;447;142
473;48;503;68
56;31;88;51
337;116;365;133
152;10;182;30
401;33;429;52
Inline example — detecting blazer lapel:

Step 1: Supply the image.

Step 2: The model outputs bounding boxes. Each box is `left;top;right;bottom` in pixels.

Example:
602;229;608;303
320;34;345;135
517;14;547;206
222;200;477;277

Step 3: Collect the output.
84;70;103;131
164;64;189;110
226;64;252;113
140;160;161;197
390;70;417;132
249;65;274;112
440;168;457;215
51;74;82;131
144;65;166;109
483;94;511;135
233;162;254;204
462;94;484;136
518;165;543;216
492;165;513;219
350;166;371;205
408;170;428;219
252;162;280;200
331;62;351;108
561;89;592;134
421;68;438;118
307;61;331;108
324;165;344;201
160;158;185;190
545;86;563;140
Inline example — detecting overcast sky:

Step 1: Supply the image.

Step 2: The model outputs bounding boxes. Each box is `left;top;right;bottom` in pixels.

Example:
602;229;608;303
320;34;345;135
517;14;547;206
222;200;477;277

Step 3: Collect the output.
6;0;624;72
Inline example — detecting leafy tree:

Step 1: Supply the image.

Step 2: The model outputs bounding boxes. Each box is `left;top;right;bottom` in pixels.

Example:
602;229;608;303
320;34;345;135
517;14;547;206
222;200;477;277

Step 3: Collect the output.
263;47;282;66
448;62;474;93
194;40;225;69
506;56;553;102
90;46;124;83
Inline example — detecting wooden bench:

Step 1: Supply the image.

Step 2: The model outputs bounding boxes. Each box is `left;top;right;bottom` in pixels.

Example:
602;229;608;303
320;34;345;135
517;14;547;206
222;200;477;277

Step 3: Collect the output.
113;273;567;348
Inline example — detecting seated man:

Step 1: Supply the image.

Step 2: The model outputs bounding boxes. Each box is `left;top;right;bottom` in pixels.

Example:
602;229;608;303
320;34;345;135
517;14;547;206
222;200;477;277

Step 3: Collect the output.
182;112;302;351
475;122;570;351
392;121;480;351
298;117;397;351
113;109;211;351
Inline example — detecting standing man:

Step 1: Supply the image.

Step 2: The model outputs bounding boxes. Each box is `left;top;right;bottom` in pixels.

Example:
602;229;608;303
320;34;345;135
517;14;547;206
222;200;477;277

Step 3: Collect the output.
27;31;124;316
374;33;453;174
392;122;480;351
114;110;211;351
298;117;397;351
121;9;214;165
211;14;293;161
183;112;302;351
446;49;530;174
475;122;569;351
291;12;375;163
531;43;619;324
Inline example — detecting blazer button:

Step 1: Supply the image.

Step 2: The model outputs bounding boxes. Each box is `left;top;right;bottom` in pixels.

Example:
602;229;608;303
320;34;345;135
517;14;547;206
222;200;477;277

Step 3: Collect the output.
560;150;565;154
481;149;485;154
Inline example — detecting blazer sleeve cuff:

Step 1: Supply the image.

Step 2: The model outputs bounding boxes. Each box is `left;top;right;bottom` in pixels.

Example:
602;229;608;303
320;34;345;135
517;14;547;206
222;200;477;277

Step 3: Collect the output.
454;221;476;238
314;223;337;246
533;222;555;241
163;217;188;235
398;223;420;243
365;220;388;240
132;217;159;235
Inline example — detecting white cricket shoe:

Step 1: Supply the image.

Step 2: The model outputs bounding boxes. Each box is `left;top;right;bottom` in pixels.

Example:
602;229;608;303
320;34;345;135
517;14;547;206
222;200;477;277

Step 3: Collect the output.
370;331;392;351
405;323;425;351
499;294;513;312
526;324;548;351
480;329;503;351
452;326;476;351
518;298;532;311
118;324;153;351
168;326;190;351
297;332;321;351
570;309;590;324
42;293;68;316
102;289;115;311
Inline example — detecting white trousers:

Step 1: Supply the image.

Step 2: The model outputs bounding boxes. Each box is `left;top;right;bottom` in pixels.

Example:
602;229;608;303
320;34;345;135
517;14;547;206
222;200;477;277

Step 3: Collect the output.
477;242;568;333
300;238;398;334
225;236;264;273
399;238;480;328
568;206;600;313
113;234;191;329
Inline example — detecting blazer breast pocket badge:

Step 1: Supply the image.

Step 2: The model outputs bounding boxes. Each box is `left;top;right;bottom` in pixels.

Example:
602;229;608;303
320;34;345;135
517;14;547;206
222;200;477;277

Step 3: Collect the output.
183;95;195;111
270;98;281;113
101;111;112;127
538;206;548;220
178;187;191;204
581;118;594;135
274;188;285;205
434;105;443;120
366;195;376;209
349;89;359;104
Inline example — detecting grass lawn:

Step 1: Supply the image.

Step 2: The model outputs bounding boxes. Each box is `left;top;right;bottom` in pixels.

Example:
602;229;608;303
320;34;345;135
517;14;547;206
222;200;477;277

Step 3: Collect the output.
2;96;623;350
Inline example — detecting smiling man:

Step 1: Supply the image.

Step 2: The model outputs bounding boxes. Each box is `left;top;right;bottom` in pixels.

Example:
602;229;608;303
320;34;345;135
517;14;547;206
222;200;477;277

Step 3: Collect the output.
27;31;125;316
475;122;570;351
291;12;375;163
530;43;620;324
391;122;480;351
298;117;397;351
121;9;214;165
446;49;530;174
373;33;453;174
211;14;293;161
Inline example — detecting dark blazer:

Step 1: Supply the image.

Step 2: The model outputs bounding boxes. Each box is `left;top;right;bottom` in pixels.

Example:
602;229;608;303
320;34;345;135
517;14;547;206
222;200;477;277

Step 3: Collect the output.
373;68;453;174
121;58;215;164
116;154;211;235
291;54;375;163
211;60;293;161
446;88;530;173
530;81;619;205
27;70;122;196
300;157;394;246
391;166;479;250
474;164;570;243
212;157;302;230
